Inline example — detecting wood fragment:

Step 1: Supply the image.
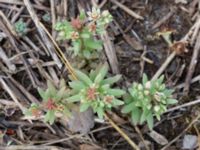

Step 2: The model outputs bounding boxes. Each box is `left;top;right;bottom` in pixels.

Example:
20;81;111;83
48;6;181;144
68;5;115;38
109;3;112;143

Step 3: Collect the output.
0;10;17;36
0;20;38;87
22;36;40;52
0;47;16;72
176;74;200;89
152;7;175;30
166;99;200;113
0;99;18;106
99;0;107;8
0;0;50;11
0;146;66;150
11;6;25;23
23;0;62;69
184;31;200;94
0;78;25;111
161;114;200;150
50;0;56;38
10;76;39;104
101;32;119;74
152;51;176;81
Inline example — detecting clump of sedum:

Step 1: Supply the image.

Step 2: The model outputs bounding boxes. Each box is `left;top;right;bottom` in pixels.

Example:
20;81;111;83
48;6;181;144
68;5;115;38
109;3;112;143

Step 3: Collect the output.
55;7;112;59
122;74;177;129
25;79;71;124
68;64;125;119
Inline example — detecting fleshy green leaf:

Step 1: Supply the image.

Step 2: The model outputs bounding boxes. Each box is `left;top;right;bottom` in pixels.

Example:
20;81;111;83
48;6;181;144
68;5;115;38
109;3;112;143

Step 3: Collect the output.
107;89;125;97
75;70;93;86
73;40;81;56
44;110;55;124
96;107;104;119
94;64;108;84
131;108;141;125
121;102;135;114
166;98;177;104
85;39;103;50
146;112;153;130
79;10;86;20
83;50;91;59
80;103;90;112
140;109;150;124
163;89;174;97
63;107;71;116
80;32;90;39
158;75;164;85
142;73;148;85
155;114;161;120
38;88;47;100
55;21;72;31
128;88;137;98
56;86;66;101
49;110;56;125
89;65;102;80
68;94;81;102
102;75;121;85
100;84;110;92
47;80;57;96
112;99;124;106
59;79;66;89
69;81;85;91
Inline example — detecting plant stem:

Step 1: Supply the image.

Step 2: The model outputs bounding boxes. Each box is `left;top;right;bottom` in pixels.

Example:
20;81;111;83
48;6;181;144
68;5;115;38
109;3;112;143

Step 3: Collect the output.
104;113;140;150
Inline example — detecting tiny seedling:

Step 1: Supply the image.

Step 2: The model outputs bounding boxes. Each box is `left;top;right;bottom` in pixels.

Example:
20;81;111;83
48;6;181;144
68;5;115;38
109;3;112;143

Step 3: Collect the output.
68;64;125;119
25;79;71;124
14;19;27;36
42;13;51;22
122;74;177;129
55;7;112;59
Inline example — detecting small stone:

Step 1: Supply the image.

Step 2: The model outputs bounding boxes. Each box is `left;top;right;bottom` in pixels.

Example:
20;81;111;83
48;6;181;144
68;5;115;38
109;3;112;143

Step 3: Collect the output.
182;134;197;149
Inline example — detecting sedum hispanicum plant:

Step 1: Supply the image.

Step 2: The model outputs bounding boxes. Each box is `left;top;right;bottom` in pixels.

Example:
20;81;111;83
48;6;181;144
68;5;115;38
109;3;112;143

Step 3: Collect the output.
68;64;125;119
14;19;27;36
25;79;72;124
55;7;112;59
122;74;177;129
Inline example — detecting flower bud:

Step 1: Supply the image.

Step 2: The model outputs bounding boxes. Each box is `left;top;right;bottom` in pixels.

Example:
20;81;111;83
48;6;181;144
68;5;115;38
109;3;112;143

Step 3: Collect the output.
138;84;143;90
154;105;160;112
145;81;151;89
144;90;150;95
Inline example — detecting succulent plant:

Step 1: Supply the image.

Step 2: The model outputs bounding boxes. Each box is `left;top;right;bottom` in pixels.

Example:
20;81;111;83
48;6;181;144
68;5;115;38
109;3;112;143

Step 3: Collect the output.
25;79;71;124
14;19;27;36
122;74;177;129
68;64;125;119
55;7;112;59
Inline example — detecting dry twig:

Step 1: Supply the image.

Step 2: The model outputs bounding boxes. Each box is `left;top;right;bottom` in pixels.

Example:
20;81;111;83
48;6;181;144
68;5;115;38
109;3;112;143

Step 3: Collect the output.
110;0;144;20
161;114;200;150
184;30;200;94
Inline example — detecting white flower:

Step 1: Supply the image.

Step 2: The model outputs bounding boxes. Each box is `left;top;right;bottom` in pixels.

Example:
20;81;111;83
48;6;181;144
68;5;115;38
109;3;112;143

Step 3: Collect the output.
87;7;101;21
